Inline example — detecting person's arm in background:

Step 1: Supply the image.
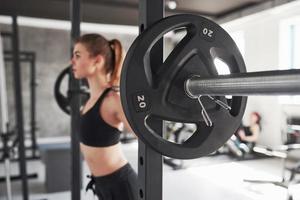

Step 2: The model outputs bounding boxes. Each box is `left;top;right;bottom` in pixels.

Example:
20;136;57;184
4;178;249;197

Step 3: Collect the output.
237;128;246;140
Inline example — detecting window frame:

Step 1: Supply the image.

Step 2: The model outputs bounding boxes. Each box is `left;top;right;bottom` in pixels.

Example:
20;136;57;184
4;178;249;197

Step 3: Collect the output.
278;17;300;105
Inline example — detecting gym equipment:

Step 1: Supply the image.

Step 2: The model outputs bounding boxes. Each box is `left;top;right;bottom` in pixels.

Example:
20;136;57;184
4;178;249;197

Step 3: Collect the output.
6;15;29;200
70;1;82;200
121;14;247;159
1;31;39;161
54;66;72;114
121;14;300;160
54;66;89;115
0;29;13;200
136;2;164;200
52;1;84;197
246;144;300;200
39;142;71;193
163;122;195;170
56;0;300;199
185;69;300;97
3;50;38;159
1;30;41;200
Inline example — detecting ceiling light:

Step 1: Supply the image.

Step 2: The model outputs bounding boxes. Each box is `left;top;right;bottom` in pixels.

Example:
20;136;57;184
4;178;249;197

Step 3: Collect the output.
166;0;177;10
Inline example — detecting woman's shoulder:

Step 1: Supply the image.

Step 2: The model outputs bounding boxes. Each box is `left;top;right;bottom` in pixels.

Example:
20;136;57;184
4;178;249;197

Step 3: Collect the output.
104;87;121;106
100;87;121;117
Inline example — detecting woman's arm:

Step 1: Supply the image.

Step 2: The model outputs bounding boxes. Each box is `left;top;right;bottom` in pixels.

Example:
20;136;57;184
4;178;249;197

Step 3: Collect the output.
111;93;136;136
237;129;246;140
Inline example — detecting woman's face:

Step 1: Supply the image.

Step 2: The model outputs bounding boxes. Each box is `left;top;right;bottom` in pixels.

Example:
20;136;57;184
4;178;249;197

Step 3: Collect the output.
71;43;97;79
250;113;259;124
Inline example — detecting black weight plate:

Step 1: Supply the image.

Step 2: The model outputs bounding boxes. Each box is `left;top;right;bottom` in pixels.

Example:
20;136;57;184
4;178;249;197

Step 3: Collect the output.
121;14;247;159
54;66;71;114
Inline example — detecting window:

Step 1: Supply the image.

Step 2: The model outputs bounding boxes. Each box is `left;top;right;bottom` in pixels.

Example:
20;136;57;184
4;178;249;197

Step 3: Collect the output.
279;17;300;104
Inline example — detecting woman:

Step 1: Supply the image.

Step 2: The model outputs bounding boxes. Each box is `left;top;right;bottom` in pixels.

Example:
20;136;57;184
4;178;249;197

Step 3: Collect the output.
71;33;138;200
237;111;261;145
225;112;261;157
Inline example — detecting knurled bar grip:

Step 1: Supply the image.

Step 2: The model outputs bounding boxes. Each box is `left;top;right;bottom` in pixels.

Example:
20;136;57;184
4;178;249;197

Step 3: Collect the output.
185;69;300;97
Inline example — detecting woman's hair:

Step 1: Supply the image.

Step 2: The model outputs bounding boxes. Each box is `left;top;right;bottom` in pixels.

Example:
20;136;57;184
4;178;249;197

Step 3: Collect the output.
75;33;123;86
252;111;262;130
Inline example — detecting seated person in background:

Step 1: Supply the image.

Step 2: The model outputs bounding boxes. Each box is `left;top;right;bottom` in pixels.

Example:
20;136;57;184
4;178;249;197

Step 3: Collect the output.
237;112;261;149
226;112;261;158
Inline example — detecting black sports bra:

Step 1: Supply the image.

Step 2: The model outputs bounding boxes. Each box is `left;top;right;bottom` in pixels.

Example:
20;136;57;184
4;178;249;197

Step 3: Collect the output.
244;126;253;136
79;87;121;147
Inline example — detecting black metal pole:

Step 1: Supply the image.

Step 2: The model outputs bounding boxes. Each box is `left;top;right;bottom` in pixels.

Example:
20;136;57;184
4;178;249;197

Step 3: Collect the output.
0;25;13;200
12;14;29;200
138;1;164;200
70;0;82;199
185;69;300;97
30;53;37;158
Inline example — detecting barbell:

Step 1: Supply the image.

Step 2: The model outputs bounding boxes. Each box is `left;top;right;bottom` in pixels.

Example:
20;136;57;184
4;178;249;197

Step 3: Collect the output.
120;14;300;159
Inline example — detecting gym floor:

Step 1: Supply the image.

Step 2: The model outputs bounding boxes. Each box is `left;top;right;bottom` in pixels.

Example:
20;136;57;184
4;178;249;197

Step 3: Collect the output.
0;141;300;200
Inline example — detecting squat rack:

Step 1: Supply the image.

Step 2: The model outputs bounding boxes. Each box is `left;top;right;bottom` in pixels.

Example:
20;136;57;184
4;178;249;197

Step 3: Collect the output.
69;0;82;200
0;15;30;200
2;49;38;160
138;1;164;200
9;15;29;200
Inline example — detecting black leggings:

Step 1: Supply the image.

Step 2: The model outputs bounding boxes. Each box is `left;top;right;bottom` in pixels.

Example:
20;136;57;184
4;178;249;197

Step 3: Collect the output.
86;163;138;200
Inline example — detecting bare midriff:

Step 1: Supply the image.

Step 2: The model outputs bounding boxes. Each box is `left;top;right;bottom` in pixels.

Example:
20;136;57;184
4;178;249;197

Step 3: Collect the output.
80;142;128;176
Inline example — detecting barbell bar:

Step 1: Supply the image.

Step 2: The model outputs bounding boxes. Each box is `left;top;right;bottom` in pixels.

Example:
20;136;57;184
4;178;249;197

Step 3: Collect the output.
185;69;300;97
